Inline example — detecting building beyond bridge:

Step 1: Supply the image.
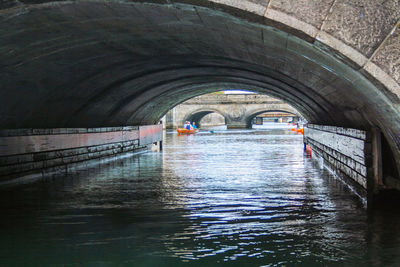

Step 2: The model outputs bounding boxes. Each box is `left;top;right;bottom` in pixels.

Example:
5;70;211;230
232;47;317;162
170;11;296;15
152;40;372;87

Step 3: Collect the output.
165;94;301;129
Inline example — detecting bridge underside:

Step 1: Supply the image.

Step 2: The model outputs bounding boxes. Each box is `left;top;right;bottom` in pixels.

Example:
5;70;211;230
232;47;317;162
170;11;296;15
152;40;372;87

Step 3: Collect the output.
1;1;400;180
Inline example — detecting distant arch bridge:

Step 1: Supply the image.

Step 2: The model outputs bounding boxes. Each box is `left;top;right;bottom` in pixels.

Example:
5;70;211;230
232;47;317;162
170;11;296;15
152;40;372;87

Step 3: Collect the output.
166;94;301;128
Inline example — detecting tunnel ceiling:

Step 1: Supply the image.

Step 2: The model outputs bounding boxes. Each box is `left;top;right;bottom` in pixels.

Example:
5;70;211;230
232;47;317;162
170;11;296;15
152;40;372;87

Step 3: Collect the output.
0;1;399;139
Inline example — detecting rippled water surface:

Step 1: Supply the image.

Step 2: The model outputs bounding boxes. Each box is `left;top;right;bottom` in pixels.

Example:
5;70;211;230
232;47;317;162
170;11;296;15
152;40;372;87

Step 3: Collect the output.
1;127;400;266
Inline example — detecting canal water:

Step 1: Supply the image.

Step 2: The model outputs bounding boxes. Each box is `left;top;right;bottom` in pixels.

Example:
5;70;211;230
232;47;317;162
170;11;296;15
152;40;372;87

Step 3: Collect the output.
1;126;400;266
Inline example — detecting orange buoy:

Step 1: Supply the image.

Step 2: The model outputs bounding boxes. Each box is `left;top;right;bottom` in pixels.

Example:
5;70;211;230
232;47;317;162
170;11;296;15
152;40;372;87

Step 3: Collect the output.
292;128;304;134
306;145;312;156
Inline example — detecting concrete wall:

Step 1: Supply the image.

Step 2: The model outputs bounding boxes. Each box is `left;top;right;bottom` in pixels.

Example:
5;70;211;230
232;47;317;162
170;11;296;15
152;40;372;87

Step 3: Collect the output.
304;124;370;198
0;125;162;185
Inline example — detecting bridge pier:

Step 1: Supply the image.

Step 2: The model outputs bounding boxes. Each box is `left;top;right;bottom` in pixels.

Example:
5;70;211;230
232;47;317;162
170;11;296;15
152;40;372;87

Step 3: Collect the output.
0;125;163;185
226;123;248;129
224;116;248;129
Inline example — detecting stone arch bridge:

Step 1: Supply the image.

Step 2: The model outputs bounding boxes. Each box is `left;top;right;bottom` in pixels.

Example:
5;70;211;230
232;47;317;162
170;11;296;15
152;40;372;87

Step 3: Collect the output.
166;94;300;128
1;0;400;202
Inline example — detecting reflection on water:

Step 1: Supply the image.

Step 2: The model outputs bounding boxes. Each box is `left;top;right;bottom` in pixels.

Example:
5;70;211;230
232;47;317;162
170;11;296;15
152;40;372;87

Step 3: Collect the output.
1;127;400;266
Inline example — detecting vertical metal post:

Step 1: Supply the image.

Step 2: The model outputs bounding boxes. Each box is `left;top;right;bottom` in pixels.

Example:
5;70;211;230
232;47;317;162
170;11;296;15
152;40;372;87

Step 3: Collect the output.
372;127;383;188
368;127;383;206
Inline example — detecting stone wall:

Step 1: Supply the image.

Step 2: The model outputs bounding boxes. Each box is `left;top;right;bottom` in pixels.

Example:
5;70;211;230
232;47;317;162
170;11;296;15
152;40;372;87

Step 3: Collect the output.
200;113;226;127
304;124;370;198
166;93;300;129
0;125;162;185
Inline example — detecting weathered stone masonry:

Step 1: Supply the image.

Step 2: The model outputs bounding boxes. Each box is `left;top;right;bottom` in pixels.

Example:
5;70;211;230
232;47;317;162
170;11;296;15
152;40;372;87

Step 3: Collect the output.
304;124;371;198
0;125;162;185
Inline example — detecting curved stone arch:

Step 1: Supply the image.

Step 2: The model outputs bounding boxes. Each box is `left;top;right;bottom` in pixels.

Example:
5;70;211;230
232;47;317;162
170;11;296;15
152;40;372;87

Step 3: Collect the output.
181;0;399;99
245;108;301;128
183;108;227;128
1;0;397;101
0;1;400;172
123;72;336;127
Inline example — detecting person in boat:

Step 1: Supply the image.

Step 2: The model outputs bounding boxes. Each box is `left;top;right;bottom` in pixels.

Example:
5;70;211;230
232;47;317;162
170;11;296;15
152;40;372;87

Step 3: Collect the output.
192;122;197;129
183;121;191;130
186;121;193;130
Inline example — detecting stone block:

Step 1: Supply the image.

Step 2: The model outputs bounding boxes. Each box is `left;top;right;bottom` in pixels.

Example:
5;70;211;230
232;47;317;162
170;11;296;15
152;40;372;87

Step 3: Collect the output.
269;0;334;29
62;155;78;165
110;148;118;156
348;158;356;170
371;25;400;85
321;0;400;57
86;152;98;159
76;154;89;162
123;145;135;152
0;161;38;176
99;150;113;157
209;0;268;16
68;147;88;157
332;149;338;159
360;178;367;189
87;146;99;153
43;158;63;169
355;162;367;177
0;154;26;166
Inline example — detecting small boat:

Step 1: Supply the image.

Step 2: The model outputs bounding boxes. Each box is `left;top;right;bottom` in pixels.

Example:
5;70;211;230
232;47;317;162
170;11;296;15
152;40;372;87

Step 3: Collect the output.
177;128;199;134
291;128;304;134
